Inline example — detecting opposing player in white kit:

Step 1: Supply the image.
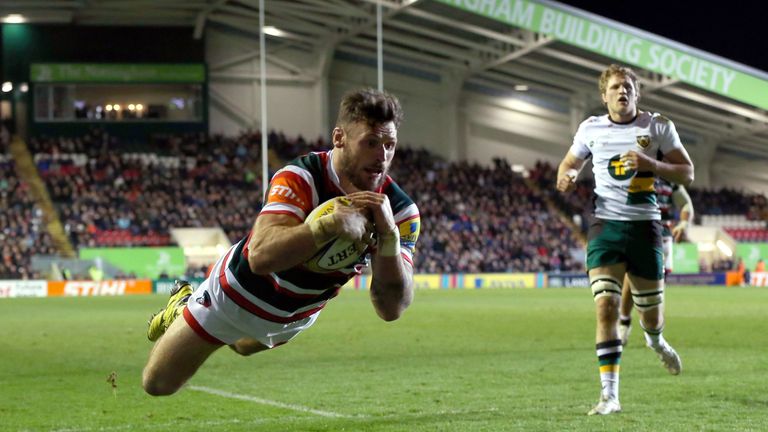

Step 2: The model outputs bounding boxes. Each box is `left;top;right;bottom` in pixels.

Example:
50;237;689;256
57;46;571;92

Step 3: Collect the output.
556;64;694;415
618;176;694;345
142;88;421;396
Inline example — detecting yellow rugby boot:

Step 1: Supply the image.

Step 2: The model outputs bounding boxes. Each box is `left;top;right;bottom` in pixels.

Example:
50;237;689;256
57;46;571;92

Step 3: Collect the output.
147;280;193;341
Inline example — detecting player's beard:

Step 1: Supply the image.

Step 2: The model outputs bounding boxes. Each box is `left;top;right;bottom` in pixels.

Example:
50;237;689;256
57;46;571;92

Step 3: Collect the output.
338;150;388;191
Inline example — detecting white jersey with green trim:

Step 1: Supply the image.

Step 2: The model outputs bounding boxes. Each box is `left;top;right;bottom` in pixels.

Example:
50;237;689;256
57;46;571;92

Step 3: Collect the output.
569;111;684;221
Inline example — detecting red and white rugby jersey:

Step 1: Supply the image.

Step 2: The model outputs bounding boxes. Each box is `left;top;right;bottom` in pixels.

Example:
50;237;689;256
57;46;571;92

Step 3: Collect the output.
222;149;420;324
655;177;678;224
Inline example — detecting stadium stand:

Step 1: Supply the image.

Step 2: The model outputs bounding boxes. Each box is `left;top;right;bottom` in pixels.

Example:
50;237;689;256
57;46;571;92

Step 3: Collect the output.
31;130;265;251
7;128;768;279
7;130;588;278
0;130;55;279
528;161;592;236
390;149;584;273
528;163;768;243
255;132;586;272
690;189;768;242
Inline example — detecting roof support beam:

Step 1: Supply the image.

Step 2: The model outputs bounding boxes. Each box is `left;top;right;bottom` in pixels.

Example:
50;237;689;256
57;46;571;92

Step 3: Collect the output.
470;34;553;74
194;0;228;39
209;71;316;83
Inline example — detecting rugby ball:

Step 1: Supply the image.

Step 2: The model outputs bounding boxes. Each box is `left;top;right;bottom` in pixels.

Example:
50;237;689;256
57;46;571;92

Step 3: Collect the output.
304;197;368;273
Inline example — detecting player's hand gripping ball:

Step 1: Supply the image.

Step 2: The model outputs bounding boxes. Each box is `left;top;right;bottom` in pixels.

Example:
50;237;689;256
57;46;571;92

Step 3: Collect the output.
304;197;371;273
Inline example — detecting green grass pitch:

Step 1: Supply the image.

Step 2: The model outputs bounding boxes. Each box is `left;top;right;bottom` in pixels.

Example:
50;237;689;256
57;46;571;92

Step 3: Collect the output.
1;286;767;431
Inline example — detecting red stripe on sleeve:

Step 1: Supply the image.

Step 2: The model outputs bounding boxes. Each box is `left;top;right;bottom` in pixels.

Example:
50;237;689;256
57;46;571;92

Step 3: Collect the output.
397;213;421;224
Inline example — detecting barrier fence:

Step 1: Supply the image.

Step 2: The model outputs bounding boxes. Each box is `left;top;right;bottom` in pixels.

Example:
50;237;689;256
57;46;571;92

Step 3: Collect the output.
0;271;761;298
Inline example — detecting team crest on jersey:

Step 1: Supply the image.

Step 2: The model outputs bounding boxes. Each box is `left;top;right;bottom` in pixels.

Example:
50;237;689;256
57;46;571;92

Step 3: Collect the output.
607;154;634;180
636;135;651;149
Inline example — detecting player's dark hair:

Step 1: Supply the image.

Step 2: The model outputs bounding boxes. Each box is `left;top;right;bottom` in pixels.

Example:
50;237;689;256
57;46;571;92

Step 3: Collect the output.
336;88;403;128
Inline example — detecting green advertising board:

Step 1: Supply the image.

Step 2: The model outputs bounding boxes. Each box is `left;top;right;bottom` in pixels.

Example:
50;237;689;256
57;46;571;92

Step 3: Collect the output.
672;243;699;274
435;0;768;110
80;247;187;279
736;243;768;272
153;278;205;295
30;63;205;83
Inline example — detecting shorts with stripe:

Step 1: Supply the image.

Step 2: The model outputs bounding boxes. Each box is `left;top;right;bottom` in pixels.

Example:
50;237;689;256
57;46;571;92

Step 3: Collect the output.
183;247;322;348
586;217;664;281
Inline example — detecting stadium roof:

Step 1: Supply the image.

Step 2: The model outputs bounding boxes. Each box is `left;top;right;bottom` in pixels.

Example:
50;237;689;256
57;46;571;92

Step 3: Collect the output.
4;0;768;159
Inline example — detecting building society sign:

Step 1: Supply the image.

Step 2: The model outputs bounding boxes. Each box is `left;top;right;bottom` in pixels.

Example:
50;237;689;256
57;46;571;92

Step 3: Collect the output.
437;0;768;110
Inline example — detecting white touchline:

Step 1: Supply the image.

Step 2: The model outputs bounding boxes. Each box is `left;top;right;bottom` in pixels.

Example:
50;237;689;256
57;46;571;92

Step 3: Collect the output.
189;385;367;419
50;418;269;432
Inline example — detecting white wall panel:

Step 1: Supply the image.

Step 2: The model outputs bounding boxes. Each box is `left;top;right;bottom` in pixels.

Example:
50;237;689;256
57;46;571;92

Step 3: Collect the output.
206;27;325;139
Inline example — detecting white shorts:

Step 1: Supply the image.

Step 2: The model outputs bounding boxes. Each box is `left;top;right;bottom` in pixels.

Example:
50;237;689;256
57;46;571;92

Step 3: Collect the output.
662;235;673;272
184;270;321;348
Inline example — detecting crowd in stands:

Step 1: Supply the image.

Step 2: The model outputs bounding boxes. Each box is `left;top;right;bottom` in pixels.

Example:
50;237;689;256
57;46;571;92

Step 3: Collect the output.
688;187;768;243
262;138;585;272
269;130;327;161
31;129;264;250
390;150;582;273
4;126;768;280
0;127;54;279
528;161;593;235
528;161;768;233
687;187;762;219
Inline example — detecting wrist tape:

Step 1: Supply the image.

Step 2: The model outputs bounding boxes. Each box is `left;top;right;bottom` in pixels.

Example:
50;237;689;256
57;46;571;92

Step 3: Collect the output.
377;231;401;257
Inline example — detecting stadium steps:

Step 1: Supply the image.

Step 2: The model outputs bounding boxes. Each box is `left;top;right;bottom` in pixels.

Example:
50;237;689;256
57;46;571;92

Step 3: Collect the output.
9;136;76;258
523;175;587;247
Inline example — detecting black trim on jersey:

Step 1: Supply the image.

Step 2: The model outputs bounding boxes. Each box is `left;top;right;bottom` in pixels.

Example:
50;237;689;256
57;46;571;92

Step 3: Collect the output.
382;180;413;215
228;238;341;312
277;265;357;288
289;152;342;203
243;151;418;314
607;114;638;125
289;152;417;218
